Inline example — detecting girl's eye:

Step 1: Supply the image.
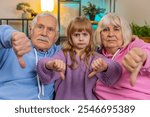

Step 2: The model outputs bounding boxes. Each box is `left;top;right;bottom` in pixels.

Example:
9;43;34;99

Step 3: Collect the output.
73;33;80;37
83;33;88;36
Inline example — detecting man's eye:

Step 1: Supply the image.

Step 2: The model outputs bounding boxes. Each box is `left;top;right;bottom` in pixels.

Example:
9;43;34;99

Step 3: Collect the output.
48;28;54;32
37;25;43;29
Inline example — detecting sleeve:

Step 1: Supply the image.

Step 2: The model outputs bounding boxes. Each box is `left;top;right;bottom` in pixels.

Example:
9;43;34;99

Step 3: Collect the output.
0;25;17;48
140;48;150;77
37;50;66;84
94;54;122;86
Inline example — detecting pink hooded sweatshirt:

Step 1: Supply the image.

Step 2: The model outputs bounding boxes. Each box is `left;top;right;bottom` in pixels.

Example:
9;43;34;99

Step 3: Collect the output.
95;38;150;100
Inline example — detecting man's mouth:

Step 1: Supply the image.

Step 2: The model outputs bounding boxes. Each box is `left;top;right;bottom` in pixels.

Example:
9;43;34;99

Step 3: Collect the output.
37;38;48;42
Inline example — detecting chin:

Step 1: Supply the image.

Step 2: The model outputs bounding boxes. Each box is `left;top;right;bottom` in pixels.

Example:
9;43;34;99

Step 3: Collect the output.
36;45;48;51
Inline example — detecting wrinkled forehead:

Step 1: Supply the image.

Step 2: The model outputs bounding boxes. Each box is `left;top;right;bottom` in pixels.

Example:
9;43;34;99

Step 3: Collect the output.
102;17;121;28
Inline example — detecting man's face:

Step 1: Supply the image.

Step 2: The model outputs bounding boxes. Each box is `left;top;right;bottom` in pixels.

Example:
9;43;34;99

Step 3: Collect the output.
30;16;57;51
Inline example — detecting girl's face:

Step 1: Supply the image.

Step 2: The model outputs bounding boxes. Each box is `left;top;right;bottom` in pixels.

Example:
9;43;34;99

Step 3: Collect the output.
71;30;90;54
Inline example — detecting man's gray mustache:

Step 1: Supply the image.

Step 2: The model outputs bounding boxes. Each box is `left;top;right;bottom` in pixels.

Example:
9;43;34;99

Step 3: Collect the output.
38;36;49;41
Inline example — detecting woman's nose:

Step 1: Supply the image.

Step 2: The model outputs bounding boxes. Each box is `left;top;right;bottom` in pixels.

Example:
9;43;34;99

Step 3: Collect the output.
108;30;115;36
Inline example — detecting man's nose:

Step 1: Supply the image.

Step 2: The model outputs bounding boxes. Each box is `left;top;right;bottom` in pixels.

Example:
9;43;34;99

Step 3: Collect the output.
41;28;47;36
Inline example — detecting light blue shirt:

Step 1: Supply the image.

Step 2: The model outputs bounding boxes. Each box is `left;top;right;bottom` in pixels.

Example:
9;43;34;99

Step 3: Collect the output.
0;25;61;99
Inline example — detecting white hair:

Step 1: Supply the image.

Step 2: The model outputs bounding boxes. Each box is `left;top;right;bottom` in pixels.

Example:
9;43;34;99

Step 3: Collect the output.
94;13;132;48
31;12;58;31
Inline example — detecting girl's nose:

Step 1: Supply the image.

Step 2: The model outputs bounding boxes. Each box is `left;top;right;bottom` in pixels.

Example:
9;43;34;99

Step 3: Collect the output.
79;35;83;40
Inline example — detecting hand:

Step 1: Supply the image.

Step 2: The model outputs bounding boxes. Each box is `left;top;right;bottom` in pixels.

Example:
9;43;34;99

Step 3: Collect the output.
12;32;31;68
46;59;66;80
88;58;108;78
122;48;147;86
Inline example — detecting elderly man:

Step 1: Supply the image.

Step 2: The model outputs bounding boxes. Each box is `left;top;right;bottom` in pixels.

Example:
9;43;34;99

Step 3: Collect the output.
0;12;60;99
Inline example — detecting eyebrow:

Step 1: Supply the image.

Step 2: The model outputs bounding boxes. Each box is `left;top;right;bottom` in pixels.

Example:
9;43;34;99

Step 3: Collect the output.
36;23;56;29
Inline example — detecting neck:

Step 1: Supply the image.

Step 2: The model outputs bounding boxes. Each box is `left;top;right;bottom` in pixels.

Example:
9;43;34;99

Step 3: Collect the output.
75;49;86;59
105;47;119;55
34;46;48;52
75;49;84;56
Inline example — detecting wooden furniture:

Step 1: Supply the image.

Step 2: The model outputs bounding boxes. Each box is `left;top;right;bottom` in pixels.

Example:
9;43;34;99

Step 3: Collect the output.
0;18;32;37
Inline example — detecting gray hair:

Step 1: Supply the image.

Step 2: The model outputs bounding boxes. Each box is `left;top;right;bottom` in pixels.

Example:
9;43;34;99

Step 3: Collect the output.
31;12;58;31
94;13;132;48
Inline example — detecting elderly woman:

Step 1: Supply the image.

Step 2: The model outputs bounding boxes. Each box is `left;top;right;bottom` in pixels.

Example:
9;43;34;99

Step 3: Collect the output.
94;13;150;99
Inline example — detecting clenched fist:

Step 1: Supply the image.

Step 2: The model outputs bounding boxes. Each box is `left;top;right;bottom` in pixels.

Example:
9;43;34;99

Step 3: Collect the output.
88;58;108;78
46;59;66;80
12;32;31;68
122;47;147;86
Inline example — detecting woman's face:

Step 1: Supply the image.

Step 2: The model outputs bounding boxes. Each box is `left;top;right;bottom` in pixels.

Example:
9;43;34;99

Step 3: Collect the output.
100;23;124;53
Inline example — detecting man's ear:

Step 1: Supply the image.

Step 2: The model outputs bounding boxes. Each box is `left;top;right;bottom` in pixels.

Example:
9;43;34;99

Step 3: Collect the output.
28;25;33;39
54;31;60;43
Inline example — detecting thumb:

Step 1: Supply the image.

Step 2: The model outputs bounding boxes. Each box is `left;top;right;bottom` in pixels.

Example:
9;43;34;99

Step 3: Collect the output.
59;72;65;80
88;71;97;79
17;56;26;68
130;62;143;87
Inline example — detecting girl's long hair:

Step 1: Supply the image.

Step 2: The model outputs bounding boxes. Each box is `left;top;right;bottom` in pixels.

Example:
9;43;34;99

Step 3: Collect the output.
62;16;95;69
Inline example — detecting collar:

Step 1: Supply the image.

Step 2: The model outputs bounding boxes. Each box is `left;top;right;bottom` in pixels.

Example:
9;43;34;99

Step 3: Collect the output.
102;48;121;60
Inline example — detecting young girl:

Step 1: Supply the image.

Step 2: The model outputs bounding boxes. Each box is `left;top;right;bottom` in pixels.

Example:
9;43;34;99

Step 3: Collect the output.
37;16;122;100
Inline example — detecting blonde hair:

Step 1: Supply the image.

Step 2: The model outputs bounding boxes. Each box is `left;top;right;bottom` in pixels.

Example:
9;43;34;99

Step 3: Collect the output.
63;16;95;69
94;13;132;48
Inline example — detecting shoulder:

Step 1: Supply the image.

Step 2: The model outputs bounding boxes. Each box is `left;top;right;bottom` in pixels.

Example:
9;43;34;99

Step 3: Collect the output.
49;49;66;62
93;52;106;59
128;38;150;48
89;52;107;62
51;44;61;52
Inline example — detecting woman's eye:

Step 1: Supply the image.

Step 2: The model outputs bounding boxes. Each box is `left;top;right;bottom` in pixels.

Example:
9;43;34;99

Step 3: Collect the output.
102;28;109;32
114;28;120;31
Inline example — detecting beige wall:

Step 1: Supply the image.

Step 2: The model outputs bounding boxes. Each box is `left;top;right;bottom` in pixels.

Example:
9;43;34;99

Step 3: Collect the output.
0;0;41;18
116;0;150;25
0;0;149;25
